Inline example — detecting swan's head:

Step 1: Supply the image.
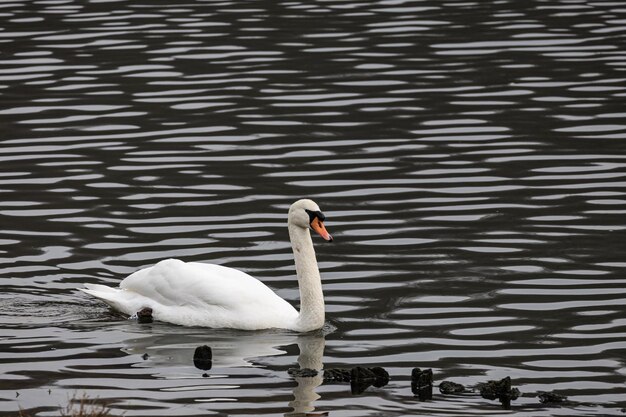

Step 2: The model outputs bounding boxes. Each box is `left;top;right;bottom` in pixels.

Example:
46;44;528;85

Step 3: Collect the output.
289;199;333;242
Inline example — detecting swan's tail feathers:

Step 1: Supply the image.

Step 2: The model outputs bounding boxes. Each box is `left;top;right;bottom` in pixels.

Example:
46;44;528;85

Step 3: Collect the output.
79;284;136;315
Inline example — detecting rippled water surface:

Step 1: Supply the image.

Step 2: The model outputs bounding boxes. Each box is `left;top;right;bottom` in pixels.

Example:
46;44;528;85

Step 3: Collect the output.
1;0;626;416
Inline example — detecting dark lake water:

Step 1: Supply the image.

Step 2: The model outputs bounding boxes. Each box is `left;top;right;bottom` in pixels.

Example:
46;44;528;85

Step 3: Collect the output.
1;0;626;415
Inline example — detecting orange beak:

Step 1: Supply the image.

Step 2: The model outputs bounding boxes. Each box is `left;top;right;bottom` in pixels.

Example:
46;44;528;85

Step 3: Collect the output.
310;217;333;242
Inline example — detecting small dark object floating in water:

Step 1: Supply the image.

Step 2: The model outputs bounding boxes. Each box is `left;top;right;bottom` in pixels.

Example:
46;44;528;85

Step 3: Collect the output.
351;366;389;386
141;353;149;360
193;345;212;371
439;380;465;394
411;368;433;401
288;366;389;394
323;368;351;383
538;391;568;404
288;368;319;378
479;376;520;409
350;366;389;395
371;367;389;386
136;307;153;323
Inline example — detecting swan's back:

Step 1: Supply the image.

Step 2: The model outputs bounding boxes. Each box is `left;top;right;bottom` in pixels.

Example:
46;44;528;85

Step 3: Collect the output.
84;259;299;330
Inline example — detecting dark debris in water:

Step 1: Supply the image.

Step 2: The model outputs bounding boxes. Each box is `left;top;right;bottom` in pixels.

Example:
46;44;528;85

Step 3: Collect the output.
350;366;389;395
537;390;568;404
288;367;319;378
193;345;212;371
411;368;433;401
439;380;466;395
438;375;522;409
479;376;520;409
205;350;584;412
323;368;351;383
289;366;389;395
536;390;582;407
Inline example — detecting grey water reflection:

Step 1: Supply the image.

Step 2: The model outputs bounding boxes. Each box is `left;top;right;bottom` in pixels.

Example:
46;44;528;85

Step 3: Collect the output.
2;0;626;415
287;334;325;417
1;316;327;416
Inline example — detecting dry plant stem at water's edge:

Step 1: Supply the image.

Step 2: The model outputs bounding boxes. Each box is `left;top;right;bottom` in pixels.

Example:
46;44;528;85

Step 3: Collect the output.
19;393;119;417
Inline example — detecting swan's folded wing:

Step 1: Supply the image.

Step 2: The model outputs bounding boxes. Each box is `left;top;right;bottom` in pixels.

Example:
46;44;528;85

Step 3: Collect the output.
120;258;295;313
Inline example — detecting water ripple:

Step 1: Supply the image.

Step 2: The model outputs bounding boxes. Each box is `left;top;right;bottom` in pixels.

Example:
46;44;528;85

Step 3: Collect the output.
1;0;625;416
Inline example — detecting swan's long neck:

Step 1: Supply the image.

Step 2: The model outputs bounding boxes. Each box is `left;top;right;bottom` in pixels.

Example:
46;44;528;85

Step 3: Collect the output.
289;223;325;332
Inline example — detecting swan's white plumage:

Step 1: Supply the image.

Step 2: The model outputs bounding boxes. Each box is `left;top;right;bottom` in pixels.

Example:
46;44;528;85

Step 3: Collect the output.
80;258;299;330
80;199;331;332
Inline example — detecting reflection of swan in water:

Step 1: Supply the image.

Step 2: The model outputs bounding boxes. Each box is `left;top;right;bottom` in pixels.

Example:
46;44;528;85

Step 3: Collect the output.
113;324;326;415
120;326;300;368
286;332;325;417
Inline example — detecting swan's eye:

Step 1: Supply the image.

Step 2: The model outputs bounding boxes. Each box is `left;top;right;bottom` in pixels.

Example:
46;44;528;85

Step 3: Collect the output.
305;209;325;224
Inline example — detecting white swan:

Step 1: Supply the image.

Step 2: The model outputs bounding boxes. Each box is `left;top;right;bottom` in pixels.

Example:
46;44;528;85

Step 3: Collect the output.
79;199;333;332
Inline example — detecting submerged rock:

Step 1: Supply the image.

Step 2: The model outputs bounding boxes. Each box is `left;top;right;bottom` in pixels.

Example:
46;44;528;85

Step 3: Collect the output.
538;391;568;404
371;367;390;386
411;368;433;401
352;367;389;386
320;367;389;394
323;368;351;383
439;380;465;394
288;368;319;378
479;376;520;409
350;366;389;395
193;345;212;371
